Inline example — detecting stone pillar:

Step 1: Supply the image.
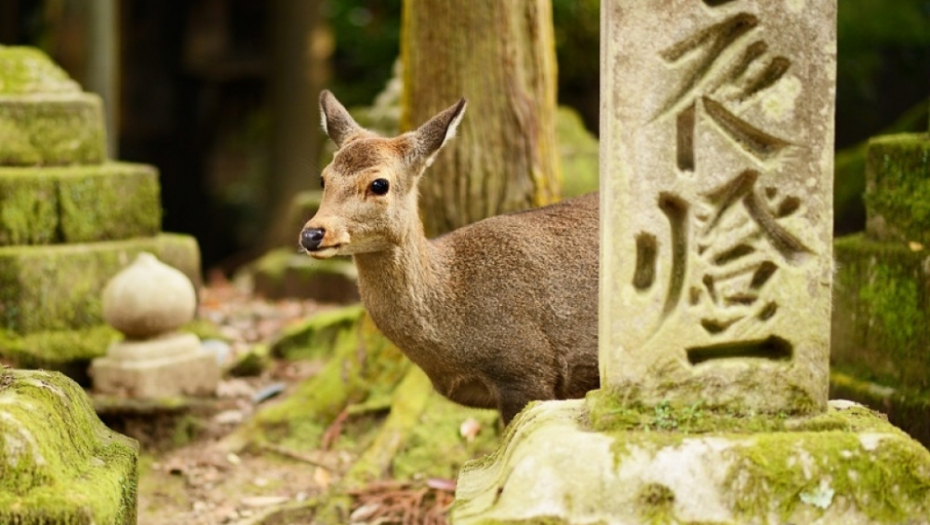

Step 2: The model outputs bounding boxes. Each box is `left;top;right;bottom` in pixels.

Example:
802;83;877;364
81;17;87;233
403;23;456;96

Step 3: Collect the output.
452;2;930;523
599;0;835;414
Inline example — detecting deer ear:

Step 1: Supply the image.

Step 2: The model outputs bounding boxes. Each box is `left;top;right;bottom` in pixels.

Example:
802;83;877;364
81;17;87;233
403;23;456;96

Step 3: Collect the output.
320;90;364;148
414;98;467;167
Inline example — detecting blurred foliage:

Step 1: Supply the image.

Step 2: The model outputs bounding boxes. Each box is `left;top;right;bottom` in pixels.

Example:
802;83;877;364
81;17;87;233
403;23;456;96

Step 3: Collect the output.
322;0;401;108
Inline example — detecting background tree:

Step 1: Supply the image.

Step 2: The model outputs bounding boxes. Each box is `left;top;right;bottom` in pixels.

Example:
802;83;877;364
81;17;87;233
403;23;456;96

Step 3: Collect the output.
401;0;561;236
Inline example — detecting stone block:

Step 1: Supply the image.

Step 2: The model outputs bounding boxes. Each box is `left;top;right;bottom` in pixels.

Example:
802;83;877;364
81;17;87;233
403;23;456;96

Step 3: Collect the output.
0;234;201;334
0;369;138;524
0;162;162;246
832;234;930;390
865;133;930;246
248;248;358;302
452;398;930;524
598;0;836;414
0;93;107;166
90;332;220;398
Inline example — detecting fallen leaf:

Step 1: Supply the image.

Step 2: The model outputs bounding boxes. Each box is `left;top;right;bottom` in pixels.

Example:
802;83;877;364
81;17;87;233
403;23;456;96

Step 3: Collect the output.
909;241;924;252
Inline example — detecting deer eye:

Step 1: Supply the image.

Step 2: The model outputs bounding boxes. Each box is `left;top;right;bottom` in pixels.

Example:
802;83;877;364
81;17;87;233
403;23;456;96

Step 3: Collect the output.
370;178;390;196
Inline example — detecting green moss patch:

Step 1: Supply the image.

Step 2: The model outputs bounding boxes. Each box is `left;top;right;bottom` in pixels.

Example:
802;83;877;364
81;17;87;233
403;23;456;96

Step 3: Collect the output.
0;369;138;525
0;162;161;246
0;46;80;94
832;234;930;389
0;325;119;385
864;133;930;245
831;370;930;449
0;234;201;334
0;93;107;167
270;303;364;360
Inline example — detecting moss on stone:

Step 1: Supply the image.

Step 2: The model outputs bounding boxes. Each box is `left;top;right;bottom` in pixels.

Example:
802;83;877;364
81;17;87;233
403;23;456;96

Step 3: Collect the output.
270;303;364;360
0;94;107;167
229;343;272;377
0;234;201;334
831;370;930;449
0;369;138;524
0;46;79;94
0;162;161;245
832;234;929;389
864;133;930;245
0;325;119;383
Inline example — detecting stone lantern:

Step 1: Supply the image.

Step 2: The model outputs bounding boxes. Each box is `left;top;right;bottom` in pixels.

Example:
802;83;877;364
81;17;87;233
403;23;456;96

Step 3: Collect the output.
90;252;219;397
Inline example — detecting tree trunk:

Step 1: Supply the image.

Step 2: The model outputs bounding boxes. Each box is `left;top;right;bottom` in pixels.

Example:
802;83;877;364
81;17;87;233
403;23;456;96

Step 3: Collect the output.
401;0;560;237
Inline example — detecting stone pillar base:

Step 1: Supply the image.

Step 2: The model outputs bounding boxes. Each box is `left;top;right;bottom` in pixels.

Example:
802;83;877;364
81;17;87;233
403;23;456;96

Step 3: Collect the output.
90;332;219;398
451;396;930;524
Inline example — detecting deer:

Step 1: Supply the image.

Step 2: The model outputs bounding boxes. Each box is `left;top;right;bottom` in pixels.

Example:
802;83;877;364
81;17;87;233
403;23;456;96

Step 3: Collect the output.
299;90;599;424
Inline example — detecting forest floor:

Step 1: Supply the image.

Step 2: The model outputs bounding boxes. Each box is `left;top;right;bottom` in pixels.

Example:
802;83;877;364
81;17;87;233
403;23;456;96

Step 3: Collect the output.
134;274;459;525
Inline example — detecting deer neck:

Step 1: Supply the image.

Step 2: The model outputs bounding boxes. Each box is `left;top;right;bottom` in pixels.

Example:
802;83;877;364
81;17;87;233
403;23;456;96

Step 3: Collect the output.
351;222;448;331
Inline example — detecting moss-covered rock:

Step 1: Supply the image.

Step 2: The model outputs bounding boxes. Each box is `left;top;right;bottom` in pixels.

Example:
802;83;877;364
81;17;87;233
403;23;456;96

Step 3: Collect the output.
0;46;80;95
0;368;138;524
0;234;201;334
864;133;930;245
831;371;930;450
0;325;120;385
0;45;106;167
247;248;358;303
832;234;930;390
0;95;107;167
0;162;161;246
453;397;930;524
270;304;365;360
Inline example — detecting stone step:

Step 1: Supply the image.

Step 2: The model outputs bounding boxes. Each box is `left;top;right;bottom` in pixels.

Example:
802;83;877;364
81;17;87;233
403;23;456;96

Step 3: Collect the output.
244;247;359;303
832;234;930;390
0;45;107;166
0;234;201;335
0;369;138;524
0;161;161;246
865;132;930;245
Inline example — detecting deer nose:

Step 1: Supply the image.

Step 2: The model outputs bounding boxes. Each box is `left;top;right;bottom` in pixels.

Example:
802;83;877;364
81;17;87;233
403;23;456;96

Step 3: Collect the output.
300;228;325;251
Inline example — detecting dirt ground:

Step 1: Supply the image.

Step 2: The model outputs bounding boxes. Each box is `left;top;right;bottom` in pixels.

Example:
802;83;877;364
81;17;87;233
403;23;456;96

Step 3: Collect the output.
135;275;457;525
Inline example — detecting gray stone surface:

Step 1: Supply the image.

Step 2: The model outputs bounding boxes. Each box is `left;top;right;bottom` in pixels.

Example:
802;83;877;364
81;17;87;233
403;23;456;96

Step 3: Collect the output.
598;0;836;414
90;332;219;398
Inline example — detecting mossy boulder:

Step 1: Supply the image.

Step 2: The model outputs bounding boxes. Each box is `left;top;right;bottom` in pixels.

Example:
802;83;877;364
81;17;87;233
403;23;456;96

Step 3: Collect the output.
0;368;138;524
453;396;930;524
0;46;106;167
0;325;120;385
864;133;930;245
0;234;201;334
0;162;161;246
247;248;358;303
831;371;930;449
832;234;930;390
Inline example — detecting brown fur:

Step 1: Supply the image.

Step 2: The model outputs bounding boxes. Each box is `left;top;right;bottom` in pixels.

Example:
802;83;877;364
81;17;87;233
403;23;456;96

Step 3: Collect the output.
304;90;599;424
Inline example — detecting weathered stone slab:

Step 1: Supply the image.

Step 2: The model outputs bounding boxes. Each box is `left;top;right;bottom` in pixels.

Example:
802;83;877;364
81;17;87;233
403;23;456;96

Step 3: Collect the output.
0;162;161;245
831;234;930;389
248;248;359;303
0;369;138;524
0;94;107;166
864;133;930;246
452;399;930;525
599;0;836;414
0;234;201;334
